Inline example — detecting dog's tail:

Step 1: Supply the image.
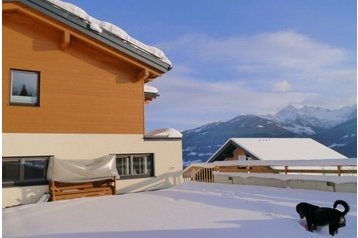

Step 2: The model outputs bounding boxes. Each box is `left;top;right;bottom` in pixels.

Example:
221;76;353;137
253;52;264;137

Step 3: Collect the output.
334;200;350;216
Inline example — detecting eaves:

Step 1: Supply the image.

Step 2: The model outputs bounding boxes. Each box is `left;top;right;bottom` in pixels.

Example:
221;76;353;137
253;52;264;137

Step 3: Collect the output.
3;0;172;73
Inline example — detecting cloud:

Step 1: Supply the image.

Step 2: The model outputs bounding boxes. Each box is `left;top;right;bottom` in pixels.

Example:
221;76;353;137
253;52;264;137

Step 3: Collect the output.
147;30;356;131
273;80;291;92
162;30;352;70
147;73;315;131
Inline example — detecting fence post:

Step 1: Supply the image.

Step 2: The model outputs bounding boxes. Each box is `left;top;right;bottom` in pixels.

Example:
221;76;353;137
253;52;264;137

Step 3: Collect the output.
337;166;342;176
192;167;196;181
203;168;206;182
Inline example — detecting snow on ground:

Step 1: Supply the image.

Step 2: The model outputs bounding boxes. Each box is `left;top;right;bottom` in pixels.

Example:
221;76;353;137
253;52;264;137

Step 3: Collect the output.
3;182;357;238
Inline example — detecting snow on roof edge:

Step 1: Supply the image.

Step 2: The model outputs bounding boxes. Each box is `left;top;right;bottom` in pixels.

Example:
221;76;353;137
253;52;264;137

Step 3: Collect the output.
145;128;182;138
144;84;159;94
230;138;348;160
46;0;172;66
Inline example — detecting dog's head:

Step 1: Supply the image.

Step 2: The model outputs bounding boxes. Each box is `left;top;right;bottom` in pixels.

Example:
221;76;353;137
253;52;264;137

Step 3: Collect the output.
296;203;305;219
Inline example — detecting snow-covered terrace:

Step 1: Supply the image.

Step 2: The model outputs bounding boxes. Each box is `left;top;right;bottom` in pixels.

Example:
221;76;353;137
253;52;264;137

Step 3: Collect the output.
3;182;357;238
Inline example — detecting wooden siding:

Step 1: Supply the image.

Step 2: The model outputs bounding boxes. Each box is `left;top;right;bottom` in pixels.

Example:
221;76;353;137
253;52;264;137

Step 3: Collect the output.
3;8;154;134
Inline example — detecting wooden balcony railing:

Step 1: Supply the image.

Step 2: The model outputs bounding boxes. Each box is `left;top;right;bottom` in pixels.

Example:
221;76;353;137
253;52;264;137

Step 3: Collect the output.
183;159;357;183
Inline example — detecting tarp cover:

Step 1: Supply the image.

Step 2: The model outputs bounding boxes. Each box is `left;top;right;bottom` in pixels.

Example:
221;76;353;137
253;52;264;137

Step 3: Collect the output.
47;155;119;183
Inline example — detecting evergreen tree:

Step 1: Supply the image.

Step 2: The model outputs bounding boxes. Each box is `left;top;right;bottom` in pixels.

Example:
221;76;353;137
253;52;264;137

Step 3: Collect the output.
20;84;29;96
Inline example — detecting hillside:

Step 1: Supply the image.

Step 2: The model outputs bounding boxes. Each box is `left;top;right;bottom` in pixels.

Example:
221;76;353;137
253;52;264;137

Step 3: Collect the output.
313;118;357;158
182;105;357;166
182;115;296;166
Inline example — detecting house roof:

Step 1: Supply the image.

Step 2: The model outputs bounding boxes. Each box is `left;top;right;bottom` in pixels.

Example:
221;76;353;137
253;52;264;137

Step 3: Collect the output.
144;84;159;103
144;84;159;95
145;128;183;139
207;138;348;162
3;0;172;73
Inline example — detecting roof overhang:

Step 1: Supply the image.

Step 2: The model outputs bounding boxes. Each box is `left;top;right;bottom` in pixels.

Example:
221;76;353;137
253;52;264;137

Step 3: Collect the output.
3;0;172;74
144;92;158;104
144;84;159;104
207;139;249;163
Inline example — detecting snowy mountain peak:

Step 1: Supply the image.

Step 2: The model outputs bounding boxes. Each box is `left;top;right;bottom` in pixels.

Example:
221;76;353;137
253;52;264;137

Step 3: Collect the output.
184;121;223;135
274;104;357;129
182;104;357;166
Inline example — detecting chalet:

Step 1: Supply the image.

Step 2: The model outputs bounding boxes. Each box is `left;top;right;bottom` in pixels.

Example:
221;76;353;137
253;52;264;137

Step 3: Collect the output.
2;0;182;207
207;138;348;173
208;138;348;162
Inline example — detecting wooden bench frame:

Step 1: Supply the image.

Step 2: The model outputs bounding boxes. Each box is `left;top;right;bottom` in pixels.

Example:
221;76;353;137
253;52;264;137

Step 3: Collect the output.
49;177;116;201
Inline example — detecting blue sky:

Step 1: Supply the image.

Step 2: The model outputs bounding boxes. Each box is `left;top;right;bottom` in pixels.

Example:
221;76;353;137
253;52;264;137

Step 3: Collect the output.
66;0;357;131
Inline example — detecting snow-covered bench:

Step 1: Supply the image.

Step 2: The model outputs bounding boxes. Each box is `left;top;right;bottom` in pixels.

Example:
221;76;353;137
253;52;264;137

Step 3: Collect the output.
47;156;119;201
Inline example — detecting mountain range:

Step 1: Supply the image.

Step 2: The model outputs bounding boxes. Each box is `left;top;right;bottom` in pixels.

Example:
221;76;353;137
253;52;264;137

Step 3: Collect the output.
182;105;357;167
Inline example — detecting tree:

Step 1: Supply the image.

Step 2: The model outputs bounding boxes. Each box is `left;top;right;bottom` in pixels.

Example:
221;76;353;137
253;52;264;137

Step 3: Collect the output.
20;84;29;96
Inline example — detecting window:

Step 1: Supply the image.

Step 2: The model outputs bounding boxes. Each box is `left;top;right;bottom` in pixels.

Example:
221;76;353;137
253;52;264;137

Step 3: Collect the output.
2;156;50;187
10;69;40;106
116;154;154;179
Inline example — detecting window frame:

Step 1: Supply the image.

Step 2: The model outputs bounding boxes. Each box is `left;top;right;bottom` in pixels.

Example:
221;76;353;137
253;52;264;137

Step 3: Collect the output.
2;156;50;187
9;69;41;107
115;153;155;179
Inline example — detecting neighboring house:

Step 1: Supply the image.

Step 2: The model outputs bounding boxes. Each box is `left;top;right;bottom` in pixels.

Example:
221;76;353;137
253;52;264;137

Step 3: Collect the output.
206;138;348;174
2;0;182;207
208;138;348;163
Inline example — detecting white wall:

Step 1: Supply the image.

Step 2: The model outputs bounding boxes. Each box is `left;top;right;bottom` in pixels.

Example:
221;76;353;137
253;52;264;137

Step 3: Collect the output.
2;133;183;207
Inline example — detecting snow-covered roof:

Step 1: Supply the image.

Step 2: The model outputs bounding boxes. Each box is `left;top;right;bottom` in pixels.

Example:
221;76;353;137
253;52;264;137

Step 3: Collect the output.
145;128;182;138
144;84;159;95
208;138;348;162
9;0;171;72
45;0;171;66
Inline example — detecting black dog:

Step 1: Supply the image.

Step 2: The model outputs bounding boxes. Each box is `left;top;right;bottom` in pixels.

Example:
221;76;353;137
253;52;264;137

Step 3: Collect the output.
296;200;349;236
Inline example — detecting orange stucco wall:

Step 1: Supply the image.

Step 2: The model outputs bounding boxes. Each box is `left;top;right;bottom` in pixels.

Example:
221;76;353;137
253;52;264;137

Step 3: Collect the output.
3;7;149;134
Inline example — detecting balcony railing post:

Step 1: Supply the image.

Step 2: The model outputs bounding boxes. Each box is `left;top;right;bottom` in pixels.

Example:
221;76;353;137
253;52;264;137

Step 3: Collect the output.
337;166;342;176
192;167;196;181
